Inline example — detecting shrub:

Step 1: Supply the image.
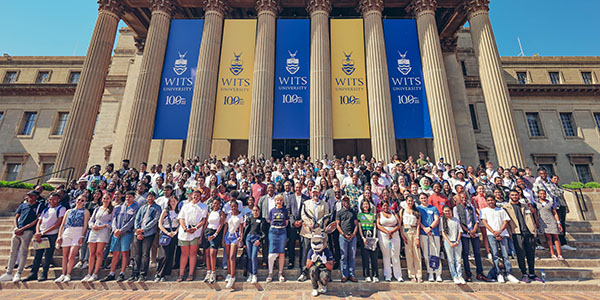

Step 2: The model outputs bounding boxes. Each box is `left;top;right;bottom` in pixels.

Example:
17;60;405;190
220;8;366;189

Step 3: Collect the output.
0;181;54;191
584;182;600;189
562;182;584;189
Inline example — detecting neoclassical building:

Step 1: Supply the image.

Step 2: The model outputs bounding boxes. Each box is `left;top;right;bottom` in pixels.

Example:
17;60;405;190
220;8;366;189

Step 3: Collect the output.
0;0;599;185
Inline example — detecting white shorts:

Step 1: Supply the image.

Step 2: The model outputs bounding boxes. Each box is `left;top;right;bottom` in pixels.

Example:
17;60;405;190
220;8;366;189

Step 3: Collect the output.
62;227;84;247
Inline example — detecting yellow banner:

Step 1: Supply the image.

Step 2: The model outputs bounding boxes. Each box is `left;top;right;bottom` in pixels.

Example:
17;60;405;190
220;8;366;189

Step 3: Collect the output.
213;19;257;139
330;19;370;139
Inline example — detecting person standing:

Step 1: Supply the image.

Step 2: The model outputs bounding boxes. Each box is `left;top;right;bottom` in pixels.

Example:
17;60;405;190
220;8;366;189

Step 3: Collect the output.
223;201;245;288
377;201;404;282
440;206;465;284
285;182;306;270
22;193;65;282
336;196;358;282
358;200;379;282
417;193;442;282
266;194;289;283
298;186;329;282
178;190;208;282
402;196;422;282
453;192;488;282
81;193;113;282
549;175;576;250
536;190;564;260
129;192;161;282
504;190;543;283
55;195;90;282
244;206;267;283
203;199;225;283
155;195;180;282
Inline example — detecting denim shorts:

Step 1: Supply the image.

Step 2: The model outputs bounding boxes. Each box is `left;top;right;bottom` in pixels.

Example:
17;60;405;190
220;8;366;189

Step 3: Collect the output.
109;232;133;252
224;232;240;245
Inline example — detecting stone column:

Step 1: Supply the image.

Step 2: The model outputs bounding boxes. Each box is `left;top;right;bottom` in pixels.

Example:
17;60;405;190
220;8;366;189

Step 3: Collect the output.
48;0;125;186
441;37;479;167
308;0;334;161
359;0;396;161
464;0;525;167
121;0;176;167
247;0;280;158
406;0;460;165
184;0;229;159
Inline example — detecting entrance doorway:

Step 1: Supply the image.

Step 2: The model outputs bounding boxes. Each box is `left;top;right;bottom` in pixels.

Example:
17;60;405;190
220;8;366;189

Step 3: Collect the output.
272;139;309;159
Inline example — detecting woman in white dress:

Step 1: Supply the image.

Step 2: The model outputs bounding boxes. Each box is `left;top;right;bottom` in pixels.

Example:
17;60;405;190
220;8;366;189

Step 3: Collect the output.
82;193;114;282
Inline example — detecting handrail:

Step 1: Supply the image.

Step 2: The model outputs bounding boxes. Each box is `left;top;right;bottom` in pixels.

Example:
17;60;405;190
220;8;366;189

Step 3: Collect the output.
8;167;75;187
566;187;588;221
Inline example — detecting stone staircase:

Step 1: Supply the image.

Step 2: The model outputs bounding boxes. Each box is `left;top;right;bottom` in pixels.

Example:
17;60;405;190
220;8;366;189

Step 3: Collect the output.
0;215;599;291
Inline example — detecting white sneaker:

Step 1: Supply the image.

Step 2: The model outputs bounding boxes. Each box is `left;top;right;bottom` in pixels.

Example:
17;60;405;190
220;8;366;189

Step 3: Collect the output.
536;245;545;250
63;275;71;283
54;274;65;283
365;276;372;282
251;275;257;284
487;253;493;260
428;274;434;282
453;277;460;284
312;289;319;297
372;277;379;283
74;261;83;269
225;276;235;288
562;245;577;251
89;274;98;282
506;274;520;283
0;273;13;282
497;274;505;283
459;277;466;284
203;271;211;282
225;274;231;281
436;275;443;282
209;272;215;284
247;275;252;282
297;274;307;282
81;274;91;282
319;285;327;294
12;273;21;283
397;277;404;282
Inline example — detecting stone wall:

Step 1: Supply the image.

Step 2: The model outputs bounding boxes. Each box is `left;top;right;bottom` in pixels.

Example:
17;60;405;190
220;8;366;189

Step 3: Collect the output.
0;187;49;215
564;189;600;221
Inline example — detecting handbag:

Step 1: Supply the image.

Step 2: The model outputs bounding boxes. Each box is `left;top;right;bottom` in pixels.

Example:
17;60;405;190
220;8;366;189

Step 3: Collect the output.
159;212;174;246
427;237;440;270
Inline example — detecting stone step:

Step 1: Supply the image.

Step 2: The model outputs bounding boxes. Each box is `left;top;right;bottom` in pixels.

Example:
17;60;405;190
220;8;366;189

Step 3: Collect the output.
2;279;600;292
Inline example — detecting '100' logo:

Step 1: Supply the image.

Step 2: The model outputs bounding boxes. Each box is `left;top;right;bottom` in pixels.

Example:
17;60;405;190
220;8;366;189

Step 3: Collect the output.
224;96;244;105
340;95;360;105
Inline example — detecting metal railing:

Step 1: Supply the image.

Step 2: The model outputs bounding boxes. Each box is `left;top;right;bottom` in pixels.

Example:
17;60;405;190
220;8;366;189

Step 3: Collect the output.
7;167;75;188
567;188;589;220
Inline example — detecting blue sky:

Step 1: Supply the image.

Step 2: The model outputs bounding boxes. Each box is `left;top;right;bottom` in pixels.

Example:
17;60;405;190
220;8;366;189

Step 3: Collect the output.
1;0;598;57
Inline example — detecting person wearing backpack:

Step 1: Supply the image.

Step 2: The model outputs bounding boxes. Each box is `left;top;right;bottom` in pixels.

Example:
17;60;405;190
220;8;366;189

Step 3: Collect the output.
23;193;65;282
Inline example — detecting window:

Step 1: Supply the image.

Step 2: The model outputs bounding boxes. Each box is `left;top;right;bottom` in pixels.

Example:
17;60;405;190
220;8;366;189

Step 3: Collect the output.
549;72;561;84
68;72;81;84
52;112;69;136
18;112;37;136
460;61;467;76
35;71;50;83
559;112;576;137
0;111;3;124
538;164;555;178
594;113;600;132
469;104;479;131
517;72;528;84
525;112;544;137
4;163;21;182
575;164;593;183
41;163;54;183
582;72;593;84
3;71;17;84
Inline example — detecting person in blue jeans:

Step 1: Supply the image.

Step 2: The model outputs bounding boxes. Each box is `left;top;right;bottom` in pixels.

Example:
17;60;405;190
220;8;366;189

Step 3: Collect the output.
244;205;266;283
335;196;358;282
481;195;520;283
453;192;489;282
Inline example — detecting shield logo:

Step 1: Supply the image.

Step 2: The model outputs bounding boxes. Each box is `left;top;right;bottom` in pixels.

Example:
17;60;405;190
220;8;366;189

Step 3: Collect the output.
230;52;244;76
342;51;355;76
397;51;411;76
286;50;300;75
173;51;188;76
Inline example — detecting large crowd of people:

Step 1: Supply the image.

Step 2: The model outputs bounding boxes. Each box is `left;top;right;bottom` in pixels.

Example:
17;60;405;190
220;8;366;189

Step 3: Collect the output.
0;152;576;296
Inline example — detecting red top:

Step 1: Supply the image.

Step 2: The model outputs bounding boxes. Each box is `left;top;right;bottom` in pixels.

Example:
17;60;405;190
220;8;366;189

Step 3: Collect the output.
428;193;450;215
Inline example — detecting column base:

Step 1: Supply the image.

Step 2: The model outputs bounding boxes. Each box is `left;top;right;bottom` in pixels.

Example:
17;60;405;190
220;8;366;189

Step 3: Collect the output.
46;177;68;188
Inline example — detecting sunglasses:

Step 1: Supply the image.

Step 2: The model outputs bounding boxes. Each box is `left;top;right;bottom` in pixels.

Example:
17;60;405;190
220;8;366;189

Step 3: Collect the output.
77;199;85;203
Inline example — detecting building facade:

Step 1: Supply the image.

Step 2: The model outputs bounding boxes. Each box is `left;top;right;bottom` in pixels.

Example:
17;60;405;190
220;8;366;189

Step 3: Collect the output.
0;0;599;185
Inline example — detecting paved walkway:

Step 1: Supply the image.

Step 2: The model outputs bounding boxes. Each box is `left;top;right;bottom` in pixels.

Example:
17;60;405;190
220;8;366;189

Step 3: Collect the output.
1;290;598;300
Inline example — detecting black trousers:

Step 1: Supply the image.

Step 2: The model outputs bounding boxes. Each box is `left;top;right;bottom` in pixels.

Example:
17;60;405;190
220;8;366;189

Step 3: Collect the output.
262;224;270;266
328;230;341;265
132;235;155;276
557;206;568;245
300;236;312;275
512;233;537;277
309;265;331;289
31;234;58;276
286;226;301;267
156;231;178;277
361;247;378;277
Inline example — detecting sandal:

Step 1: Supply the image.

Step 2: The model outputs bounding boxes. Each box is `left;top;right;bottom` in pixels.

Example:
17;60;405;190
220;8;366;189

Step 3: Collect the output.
186;276;194;281
551;255;558;260
558;255;565;261
177;275;184;282
279;275;285;282
266;274;273;283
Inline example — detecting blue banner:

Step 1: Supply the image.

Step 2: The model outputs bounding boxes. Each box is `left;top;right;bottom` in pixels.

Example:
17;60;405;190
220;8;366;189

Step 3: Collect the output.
273;19;310;139
383;19;433;139
153;19;204;139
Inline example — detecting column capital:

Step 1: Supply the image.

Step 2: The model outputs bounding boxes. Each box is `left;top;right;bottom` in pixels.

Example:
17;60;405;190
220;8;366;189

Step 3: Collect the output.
358;0;384;15
256;0;281;15
440;36;458;52
307;0;331;15
461;0;490;18
203;0;231;16
98;0;128;18
406;0;437;17
151;0;177;16
134;36;146;54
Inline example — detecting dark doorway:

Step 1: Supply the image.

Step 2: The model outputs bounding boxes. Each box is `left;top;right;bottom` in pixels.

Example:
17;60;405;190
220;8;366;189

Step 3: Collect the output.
272;139;309;159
